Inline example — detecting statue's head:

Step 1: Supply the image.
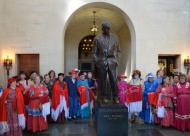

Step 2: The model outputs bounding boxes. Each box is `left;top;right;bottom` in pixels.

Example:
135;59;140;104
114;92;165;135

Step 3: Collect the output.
102;21;111;35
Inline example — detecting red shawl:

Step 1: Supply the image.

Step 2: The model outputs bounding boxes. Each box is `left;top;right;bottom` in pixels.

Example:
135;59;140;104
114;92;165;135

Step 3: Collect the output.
0;87;25;121
51;81;69;111
18;83;30;105
0;87;25;134
148;92;159;106
127;85;142;103
78;85;88;106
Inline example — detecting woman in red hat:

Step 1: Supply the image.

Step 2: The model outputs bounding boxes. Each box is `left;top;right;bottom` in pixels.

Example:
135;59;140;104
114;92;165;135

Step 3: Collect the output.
0;77;25;136
117;74;128;104
75;68;81;80
27;75;50;132
65;70;79;120
128;70;144;123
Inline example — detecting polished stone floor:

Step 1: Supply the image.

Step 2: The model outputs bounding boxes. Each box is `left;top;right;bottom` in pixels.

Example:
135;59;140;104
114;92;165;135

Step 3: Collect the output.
24;116;190;136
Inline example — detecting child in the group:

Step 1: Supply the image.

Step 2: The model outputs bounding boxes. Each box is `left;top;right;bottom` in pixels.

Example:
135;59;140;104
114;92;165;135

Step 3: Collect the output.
77;71;91;118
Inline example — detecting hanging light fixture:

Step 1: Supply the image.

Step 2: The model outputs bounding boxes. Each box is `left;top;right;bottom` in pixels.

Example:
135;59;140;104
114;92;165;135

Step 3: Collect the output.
90;11;98;35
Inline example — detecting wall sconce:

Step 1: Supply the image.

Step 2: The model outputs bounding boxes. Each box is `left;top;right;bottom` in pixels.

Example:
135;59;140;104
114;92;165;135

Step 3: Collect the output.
3;55;12;79
184;56;190;74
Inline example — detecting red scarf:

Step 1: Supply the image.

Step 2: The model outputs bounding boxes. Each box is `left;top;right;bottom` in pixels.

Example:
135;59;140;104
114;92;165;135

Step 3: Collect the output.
127;85;142;103
51;81;69;110
18;83;30;105
0;87;25;134
78;85;88;106
0;87;25;121
148;92;159;106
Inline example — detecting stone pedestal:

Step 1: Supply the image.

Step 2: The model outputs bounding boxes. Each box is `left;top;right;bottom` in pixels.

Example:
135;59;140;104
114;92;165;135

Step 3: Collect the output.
95;101;128;136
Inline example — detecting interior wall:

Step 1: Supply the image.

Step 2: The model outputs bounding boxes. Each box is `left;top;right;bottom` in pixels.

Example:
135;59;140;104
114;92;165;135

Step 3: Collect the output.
134;1;190;76
0;0;65;88
1;0;189;87
0;0;5;87
117;25;131;81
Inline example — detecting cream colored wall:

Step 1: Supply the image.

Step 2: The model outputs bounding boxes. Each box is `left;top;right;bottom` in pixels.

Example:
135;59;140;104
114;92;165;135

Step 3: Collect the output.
0;0;190;87
0;0;65;87
0;0;6;87
134;0;190;77
117;25;131;81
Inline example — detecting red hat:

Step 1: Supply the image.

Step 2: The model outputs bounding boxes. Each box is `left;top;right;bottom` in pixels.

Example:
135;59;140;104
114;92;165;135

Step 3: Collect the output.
74;68;80;73
117;74;127;79
69;70;77;75
7;77;17;87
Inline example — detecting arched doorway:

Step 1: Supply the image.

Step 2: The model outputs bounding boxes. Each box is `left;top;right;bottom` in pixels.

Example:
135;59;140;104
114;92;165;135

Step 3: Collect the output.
78;35;98;78
64;2;136;80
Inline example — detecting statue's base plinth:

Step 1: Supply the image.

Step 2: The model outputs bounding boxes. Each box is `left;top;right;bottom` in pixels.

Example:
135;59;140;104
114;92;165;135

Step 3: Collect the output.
95;100;128;136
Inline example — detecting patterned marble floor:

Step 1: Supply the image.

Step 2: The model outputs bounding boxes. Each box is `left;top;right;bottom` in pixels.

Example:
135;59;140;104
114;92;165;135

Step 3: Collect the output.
23;116;190;136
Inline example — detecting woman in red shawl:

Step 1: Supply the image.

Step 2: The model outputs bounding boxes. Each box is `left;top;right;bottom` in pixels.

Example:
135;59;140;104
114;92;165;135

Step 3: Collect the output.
173;74;190;131
18;71;30;119
0;77;25;136
51;73;69;123
27;75;50;132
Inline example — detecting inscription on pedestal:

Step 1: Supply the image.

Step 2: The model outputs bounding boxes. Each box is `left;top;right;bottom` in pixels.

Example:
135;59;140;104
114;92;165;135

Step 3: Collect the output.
95;101;128;136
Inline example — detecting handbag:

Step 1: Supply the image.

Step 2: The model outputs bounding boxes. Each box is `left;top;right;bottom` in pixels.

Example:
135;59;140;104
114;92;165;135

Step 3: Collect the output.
168;101;173;108
157;93;165;118
157;106;165;118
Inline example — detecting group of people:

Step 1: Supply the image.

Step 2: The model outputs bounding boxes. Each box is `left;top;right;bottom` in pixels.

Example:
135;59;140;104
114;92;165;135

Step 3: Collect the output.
0;68;98;136
117;69;190;132
0;69;190;136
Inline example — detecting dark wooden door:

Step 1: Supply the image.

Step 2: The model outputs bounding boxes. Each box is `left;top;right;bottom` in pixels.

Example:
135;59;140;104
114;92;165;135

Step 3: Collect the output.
17;54;39;77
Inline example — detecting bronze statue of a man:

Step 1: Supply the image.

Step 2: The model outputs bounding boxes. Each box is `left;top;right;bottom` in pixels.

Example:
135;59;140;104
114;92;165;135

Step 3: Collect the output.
92;21;121;104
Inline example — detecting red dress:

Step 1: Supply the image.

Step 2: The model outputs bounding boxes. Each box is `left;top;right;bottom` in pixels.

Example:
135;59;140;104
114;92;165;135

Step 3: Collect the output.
155;84;174;127
2;88;23;136
173;82;190;131
27;84;49;132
